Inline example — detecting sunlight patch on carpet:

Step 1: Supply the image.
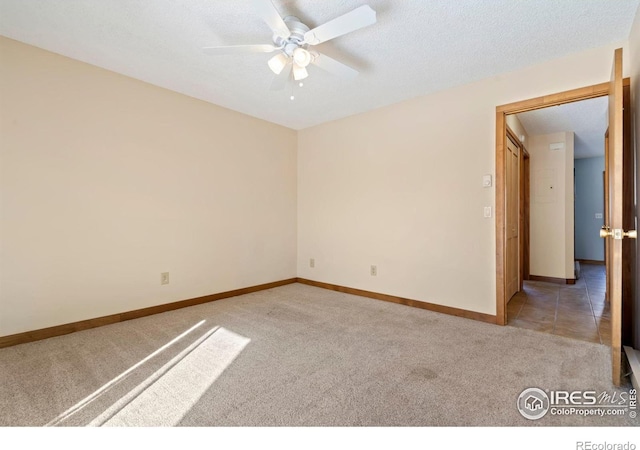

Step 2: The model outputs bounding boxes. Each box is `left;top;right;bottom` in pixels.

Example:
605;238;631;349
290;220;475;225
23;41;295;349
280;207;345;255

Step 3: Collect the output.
46;320;207;426
91;326;250;426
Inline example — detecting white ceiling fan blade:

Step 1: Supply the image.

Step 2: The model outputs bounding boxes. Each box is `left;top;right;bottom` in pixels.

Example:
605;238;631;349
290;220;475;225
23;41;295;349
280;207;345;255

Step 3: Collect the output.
252;0;291;39
311;53;358;79
304;5;376;45
270;62;292;90
202;44;279;55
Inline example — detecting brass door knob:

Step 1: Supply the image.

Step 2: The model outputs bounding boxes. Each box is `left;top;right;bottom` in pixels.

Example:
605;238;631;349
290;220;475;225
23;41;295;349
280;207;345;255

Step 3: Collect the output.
600;227;637;239
600;226;612;238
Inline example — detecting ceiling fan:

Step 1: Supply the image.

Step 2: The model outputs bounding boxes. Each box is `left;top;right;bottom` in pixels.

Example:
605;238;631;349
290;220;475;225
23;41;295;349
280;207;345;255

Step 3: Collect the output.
203;0;377;91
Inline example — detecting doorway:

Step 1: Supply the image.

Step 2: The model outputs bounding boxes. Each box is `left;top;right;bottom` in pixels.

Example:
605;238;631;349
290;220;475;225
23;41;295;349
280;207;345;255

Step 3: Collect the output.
494;59;634;385
495;81;611;325
504;96;609;344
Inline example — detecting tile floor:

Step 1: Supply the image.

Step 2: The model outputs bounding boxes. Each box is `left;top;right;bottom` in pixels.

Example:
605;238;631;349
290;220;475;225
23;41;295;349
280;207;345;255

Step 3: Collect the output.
507;263;610;344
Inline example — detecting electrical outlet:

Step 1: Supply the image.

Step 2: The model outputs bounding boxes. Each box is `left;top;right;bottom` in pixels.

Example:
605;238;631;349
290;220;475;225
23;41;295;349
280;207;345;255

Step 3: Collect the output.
310;258;315;268
161;272;170;285
370;265;377;276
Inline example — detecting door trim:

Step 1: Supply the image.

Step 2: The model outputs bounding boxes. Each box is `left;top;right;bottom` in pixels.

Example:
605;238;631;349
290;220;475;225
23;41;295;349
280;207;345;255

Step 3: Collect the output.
494;79;629;326
496;82;610;115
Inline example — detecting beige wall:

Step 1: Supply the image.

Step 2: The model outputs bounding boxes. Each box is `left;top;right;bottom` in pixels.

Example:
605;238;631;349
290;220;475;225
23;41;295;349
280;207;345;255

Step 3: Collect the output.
298;42;628;315
0;33;634;335
528;132;575;280
0;37;297;336
630;3;640;349
506;115;529;148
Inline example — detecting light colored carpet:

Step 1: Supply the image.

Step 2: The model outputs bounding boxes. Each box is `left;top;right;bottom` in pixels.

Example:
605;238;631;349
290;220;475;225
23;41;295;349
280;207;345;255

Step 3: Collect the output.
0;283;637;426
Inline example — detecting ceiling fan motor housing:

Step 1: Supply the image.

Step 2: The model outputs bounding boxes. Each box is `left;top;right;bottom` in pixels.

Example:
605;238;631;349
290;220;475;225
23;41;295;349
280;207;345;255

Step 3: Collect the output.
276;16;310;57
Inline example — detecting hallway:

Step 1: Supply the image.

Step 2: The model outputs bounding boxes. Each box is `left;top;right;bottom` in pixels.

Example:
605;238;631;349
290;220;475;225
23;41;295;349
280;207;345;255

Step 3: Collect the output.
507;263;610;344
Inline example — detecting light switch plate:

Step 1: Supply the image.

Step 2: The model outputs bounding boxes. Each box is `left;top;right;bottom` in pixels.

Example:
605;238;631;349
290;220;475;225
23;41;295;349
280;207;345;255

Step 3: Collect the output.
484;206;492;218
595;213;603;219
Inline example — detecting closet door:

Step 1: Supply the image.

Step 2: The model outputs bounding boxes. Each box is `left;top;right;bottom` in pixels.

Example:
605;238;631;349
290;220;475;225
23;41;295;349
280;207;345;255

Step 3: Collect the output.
505;135;520;301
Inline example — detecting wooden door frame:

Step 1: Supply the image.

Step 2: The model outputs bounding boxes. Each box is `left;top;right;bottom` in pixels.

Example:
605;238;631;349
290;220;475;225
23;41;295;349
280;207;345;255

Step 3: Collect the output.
621;83;635;348
520;145;530;289
495;81;611;325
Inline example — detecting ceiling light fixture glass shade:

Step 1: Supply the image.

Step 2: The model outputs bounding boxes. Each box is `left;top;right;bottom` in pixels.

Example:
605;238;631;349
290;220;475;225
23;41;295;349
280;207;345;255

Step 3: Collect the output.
292;64;308;81
268;53;289;75
292;48;312;67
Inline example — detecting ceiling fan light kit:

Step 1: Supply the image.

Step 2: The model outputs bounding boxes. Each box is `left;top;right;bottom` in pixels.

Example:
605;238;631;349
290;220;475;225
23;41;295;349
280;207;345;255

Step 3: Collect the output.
267;53;289;75
202;0;377;92
292;47;311;68
292;64;308;81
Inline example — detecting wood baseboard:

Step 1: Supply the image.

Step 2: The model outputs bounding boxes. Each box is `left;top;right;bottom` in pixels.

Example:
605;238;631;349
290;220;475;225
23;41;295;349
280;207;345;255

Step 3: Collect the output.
576;259;605;266
0;278;297;349
529;275;576;285
0;276;499;348
296;278;497;324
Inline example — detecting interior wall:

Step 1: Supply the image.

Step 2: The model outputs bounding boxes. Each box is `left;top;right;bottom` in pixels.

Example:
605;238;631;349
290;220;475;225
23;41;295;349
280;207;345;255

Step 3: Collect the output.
528;132;575;279
629;2;640;349
296;43;630;315
0;37;298;336
0;35;634;334
574;156;605;262
506;115;529;148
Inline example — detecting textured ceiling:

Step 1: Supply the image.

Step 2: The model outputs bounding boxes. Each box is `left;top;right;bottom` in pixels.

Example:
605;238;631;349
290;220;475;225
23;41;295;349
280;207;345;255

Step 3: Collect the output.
517;96;608;159
0;0;638;130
